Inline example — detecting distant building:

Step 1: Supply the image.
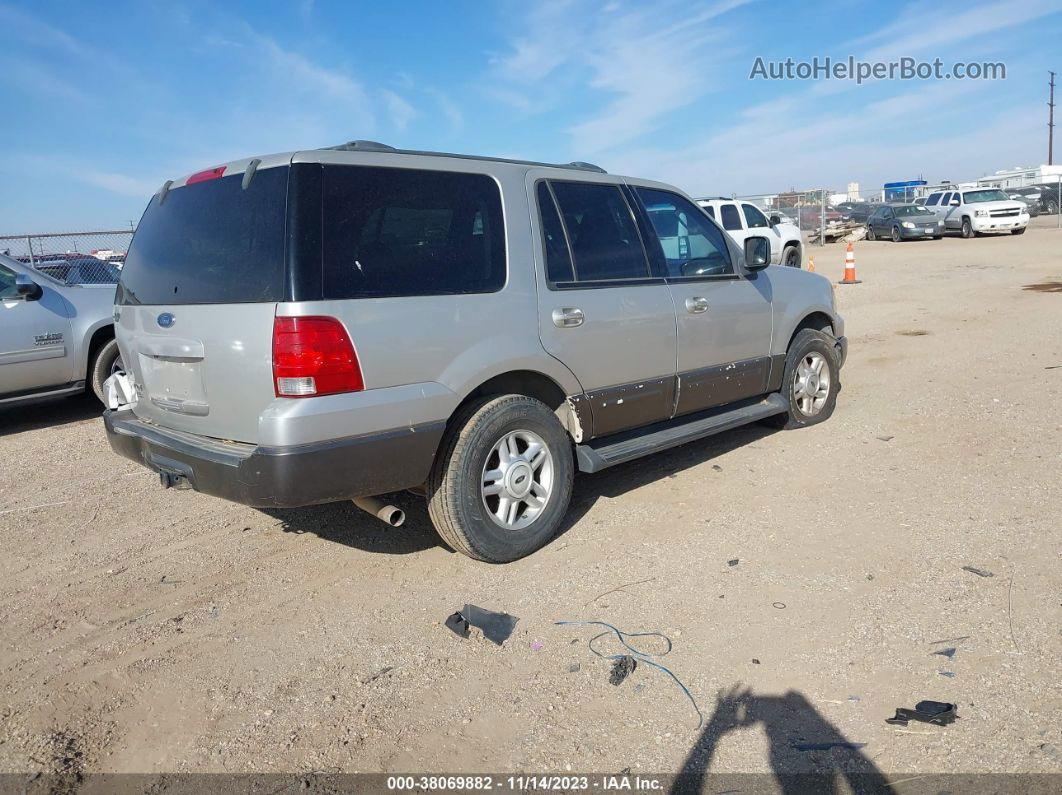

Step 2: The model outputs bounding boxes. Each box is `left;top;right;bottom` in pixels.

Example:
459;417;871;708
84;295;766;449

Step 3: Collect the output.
976;165;1062;189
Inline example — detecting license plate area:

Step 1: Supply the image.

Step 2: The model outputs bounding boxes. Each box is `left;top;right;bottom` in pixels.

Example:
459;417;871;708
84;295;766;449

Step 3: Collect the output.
138;354;209;415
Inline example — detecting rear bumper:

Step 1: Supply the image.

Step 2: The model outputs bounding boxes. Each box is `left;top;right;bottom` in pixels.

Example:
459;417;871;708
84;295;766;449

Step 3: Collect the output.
104;409;445;508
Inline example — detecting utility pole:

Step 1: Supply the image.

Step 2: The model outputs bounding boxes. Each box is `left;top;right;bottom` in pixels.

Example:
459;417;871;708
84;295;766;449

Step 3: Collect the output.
1049;71;1056;165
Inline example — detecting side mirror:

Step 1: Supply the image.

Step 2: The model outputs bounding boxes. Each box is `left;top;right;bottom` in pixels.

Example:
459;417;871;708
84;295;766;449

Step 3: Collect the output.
15;273;43;301
950;198;960;206
769;214;781;226
743;236;770;270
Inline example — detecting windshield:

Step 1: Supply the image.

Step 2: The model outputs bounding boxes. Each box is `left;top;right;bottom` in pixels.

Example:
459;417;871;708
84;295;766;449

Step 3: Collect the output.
893;206;932;217
962;189;1008;203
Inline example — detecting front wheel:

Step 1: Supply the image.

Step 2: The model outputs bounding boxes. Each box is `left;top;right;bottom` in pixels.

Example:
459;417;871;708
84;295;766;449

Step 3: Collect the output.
891;226;902;243
961;217;974;238
1011;227;1026;235
89;338;123;403
782;244;801;268
427;395;574;562
763;329;840;430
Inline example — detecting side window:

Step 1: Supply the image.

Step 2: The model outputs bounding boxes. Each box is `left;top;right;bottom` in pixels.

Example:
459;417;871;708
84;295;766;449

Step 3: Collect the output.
549;181;650;282
635;187;734;278
321;165;505;298
0;264;18;299
882;207;893;219
701;205;716;219
719;203;742;231
925;193;940;206
741;203;770;229
535;182;574;283
940;192;952;206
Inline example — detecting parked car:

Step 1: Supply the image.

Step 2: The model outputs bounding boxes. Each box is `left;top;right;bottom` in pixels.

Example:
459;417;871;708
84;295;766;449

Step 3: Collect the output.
1004;192;1041;218
836;201;870;222
865;204;944;241
1009;184;1060;215
103;142;846;562
796;206;843;228
695;197;804;267
34;257;123;285
0;253;122;407
921;188;1029;237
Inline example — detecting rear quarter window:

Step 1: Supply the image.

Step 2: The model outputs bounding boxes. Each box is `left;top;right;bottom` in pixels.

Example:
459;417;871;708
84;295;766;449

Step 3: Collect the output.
320;165;505;298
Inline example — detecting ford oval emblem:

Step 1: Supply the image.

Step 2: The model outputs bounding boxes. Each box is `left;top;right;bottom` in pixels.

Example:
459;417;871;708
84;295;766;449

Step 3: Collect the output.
157;312;175;328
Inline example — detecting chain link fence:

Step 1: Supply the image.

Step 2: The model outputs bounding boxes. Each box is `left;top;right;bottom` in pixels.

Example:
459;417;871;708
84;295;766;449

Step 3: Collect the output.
0;230;133;285
720;189;853;245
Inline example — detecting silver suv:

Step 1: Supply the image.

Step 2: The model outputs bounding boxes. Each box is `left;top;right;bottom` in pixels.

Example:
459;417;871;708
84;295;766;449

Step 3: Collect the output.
1;254;122;407
104;141;847;562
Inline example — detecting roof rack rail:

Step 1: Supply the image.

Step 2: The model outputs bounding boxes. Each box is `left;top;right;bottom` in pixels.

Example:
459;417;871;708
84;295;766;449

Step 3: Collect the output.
325;140;398;152
320;142;607;174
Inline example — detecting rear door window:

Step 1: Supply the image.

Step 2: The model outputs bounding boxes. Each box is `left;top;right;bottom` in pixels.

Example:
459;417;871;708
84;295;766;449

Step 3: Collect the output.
549;181;650;282
535;182;574;283
321;165;505;298
118;167;288;305
719;203;743;231
925;194;939;206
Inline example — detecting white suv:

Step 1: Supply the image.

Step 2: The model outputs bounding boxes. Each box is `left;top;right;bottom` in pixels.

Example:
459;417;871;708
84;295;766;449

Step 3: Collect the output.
922;188;1029;238
696;198;803;267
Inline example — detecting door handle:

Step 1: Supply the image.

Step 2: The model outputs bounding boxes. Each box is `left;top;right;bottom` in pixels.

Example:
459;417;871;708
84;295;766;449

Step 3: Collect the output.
685;296;709;314
552;307;584;328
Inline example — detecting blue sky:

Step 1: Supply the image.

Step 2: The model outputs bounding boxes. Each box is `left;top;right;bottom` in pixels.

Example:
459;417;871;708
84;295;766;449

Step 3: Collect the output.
1;0;1059;232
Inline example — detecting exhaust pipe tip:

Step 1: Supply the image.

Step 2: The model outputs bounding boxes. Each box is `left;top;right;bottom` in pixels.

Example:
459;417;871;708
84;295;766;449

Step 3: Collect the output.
352;496;405;527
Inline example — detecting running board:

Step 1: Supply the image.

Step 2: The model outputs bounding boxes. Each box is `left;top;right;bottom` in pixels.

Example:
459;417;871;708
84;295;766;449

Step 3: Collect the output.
575;394;787;473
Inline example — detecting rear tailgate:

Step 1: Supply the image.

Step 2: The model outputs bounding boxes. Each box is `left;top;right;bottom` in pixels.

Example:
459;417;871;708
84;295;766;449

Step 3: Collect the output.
115;161;291;443
115;303;277;442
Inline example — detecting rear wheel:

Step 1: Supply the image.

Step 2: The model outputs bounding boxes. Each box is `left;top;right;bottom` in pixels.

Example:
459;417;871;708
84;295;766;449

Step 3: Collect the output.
89;338;123;403
763;329;840;430
1011;227;1026;235
865;225;876;241
427;395;574;562
1047;200;1059;215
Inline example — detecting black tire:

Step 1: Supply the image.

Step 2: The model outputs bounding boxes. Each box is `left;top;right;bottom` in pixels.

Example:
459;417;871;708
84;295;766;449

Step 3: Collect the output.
762;329;840;430
932;235;943;240
1047;200;1059;215
89;337;123;403
891;225;902;243
1011;227;1026;235
427;394;574;562
865;225;876;241
782;244;801;268
960;217;974;238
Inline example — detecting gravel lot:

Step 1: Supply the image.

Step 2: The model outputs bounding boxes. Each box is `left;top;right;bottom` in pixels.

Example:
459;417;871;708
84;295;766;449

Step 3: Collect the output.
1;218;1060;783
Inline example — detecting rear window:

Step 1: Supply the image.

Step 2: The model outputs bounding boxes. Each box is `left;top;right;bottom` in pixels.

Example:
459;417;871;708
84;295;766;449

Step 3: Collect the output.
118;167;288;305
320;165;505;298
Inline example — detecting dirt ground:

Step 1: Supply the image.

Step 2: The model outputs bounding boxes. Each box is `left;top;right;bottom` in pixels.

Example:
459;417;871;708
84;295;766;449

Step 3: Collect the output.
1;217;1060;784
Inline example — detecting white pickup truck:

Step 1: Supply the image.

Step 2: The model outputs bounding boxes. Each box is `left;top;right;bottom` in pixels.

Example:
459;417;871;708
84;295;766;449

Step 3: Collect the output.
696;198;804;267
921;188;1030;238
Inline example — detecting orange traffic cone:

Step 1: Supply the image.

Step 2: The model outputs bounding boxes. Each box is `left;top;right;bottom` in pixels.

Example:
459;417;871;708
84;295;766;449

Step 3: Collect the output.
839;242;861;284
807;255;815;273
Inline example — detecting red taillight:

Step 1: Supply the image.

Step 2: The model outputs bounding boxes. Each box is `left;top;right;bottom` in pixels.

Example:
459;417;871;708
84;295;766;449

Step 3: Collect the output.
272;316;364;398
186;166;227;184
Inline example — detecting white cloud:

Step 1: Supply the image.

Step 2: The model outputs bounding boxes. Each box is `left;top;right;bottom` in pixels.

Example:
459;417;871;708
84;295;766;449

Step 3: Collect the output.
382;89;417;131
489;0;754;155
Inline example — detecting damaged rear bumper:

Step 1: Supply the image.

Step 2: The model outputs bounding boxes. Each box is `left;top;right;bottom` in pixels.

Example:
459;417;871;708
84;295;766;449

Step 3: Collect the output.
103;409;444;508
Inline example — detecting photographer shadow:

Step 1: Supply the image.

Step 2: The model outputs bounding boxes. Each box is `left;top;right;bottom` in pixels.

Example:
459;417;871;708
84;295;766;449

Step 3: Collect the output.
672;686;895;795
